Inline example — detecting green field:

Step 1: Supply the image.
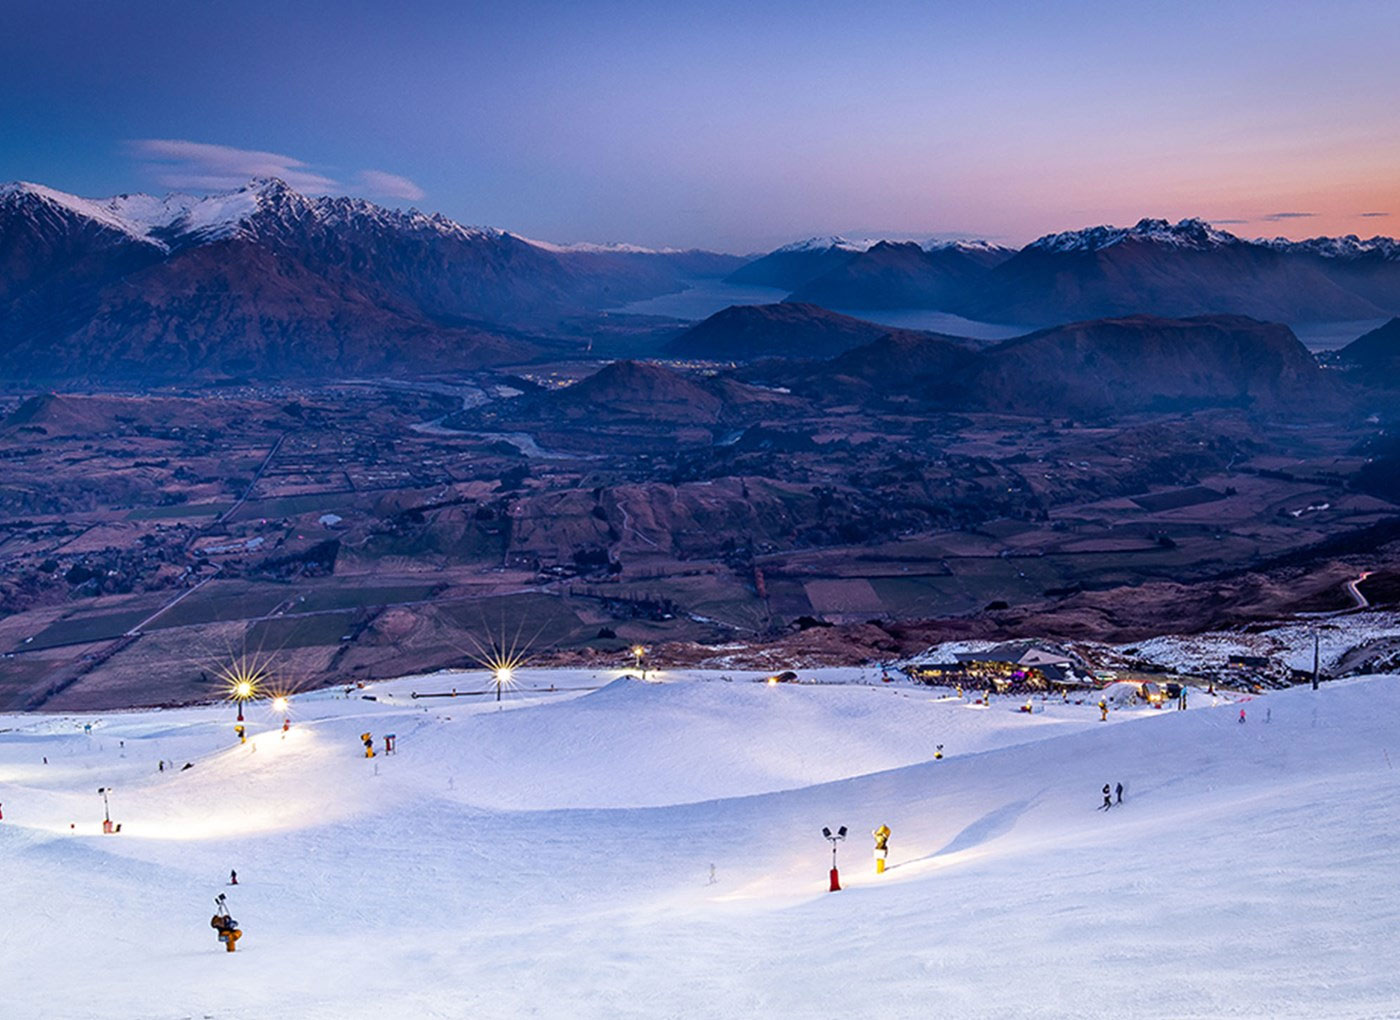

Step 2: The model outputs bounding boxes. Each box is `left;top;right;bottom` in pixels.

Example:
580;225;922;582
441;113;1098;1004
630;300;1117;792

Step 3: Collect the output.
20;609;152;650
435;592;591;649
293;583;442;613
245;612;358;649
230;492;359;520
146;584;297;629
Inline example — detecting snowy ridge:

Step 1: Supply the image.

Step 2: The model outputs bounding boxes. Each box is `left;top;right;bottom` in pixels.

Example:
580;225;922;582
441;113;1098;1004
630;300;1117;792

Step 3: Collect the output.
922;238;1014;255
1260;233;1400;261
515;235;686;255
0;181;168;248
0;177;505;252
1028;217;1243;253
773;234;879;253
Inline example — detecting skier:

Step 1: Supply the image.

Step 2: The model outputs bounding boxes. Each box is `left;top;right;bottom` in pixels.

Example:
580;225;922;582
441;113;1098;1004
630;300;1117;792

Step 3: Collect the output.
1101;784;1112;810
229;869;238;886
1115;782;1123;804
1238;708;1247;724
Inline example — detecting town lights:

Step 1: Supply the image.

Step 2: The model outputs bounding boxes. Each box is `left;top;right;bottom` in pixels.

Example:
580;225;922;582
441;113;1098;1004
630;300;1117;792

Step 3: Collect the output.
822;825;847;891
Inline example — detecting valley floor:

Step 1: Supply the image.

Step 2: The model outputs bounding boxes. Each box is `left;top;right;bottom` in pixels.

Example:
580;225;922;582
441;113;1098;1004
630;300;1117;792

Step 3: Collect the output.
1;668;1397;1018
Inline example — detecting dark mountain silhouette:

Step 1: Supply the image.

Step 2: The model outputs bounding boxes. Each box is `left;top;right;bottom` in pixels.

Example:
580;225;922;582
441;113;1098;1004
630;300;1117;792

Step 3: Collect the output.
729;220;1400;325
786;240;1013;309
966;315;1329;415
768;313;1330;417
965;220;1383;325
523;359;802;424
1336;317;1400;380
665;302;914;361
724;237;864;290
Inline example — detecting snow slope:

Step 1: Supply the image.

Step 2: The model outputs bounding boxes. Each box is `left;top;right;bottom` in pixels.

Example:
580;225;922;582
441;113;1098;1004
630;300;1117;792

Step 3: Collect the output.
1;668;1396;1018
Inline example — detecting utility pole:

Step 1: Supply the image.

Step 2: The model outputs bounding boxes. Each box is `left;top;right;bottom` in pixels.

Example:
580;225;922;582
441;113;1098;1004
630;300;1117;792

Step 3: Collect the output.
1312;631;1320;691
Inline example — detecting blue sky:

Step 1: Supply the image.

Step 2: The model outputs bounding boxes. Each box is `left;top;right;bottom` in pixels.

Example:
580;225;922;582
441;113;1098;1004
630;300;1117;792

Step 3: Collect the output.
3;0;1398;250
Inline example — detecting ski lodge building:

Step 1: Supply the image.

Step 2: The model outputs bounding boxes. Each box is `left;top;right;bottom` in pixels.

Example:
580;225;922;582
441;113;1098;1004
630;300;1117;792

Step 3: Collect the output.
904;642;1088;692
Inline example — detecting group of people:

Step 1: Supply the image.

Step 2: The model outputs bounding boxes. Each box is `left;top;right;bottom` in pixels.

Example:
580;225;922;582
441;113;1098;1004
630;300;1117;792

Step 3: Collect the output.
1100;782;1124;810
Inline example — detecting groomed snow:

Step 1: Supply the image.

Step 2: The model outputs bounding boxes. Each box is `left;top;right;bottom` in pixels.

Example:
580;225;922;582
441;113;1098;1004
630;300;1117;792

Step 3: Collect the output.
2;668;1396;1018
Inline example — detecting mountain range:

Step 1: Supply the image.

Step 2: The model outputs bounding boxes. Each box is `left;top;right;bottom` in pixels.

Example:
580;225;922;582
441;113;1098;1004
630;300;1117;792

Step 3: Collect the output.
682;303;1334;417
6;176;1400;384
741;219;1400;325
0;178;742;381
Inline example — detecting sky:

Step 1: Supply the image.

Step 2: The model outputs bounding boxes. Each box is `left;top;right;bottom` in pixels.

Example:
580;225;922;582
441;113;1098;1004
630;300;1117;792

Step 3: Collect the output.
2;0;1399;252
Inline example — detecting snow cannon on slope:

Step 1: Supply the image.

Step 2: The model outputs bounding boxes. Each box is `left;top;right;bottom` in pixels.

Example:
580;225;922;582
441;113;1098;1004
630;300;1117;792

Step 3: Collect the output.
211;893;242;953
872;824;891;874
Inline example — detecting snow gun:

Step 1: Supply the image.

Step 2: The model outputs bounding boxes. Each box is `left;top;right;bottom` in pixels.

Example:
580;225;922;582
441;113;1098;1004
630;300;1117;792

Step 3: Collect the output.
211;893;242;953
872;824;891;874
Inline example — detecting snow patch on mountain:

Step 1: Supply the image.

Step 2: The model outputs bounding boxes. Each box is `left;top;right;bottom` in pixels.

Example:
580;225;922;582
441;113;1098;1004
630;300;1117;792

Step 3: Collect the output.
774;235;879;254
0;178;506;252
516;236;685;255
1028;217;1242;254
922;238;1015;255
0;181;168;248
1260;234;1400;261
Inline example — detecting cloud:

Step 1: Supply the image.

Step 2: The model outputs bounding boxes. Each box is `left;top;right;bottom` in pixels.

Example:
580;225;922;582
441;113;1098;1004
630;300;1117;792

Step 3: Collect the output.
1212;218;1249;225
128;140;426;202
130;139;341;193
1259;211;1316;221
1359;211;1390;218
357;170;426;201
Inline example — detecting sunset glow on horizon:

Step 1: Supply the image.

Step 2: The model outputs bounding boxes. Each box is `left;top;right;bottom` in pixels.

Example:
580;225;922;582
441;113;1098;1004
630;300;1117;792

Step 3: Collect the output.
2;0;1397;250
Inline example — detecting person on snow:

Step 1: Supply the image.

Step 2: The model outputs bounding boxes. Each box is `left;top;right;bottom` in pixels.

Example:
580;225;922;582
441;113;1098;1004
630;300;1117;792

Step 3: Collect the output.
1101;784;1113;810
1115;782;1124;804
1238;708;1247;724
229;869;238;886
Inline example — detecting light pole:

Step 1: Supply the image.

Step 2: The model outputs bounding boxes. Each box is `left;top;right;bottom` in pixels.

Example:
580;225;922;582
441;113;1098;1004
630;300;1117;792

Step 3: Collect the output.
493;666;511;702
233;680;253;722
822;825;847;891
98;786;114;833
631;645;647;678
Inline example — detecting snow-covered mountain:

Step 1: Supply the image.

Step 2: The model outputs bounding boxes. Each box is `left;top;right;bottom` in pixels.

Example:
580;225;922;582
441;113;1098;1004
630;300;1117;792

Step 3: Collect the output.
1259;234;1400;261
1026;217;1243;254
0;178;740;381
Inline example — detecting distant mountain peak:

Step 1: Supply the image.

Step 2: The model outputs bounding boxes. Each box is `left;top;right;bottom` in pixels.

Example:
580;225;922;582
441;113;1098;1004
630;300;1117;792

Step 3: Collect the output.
1028;217;1242;254
1260;234;1400;261
922;238;1013;255
773;235;876;254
